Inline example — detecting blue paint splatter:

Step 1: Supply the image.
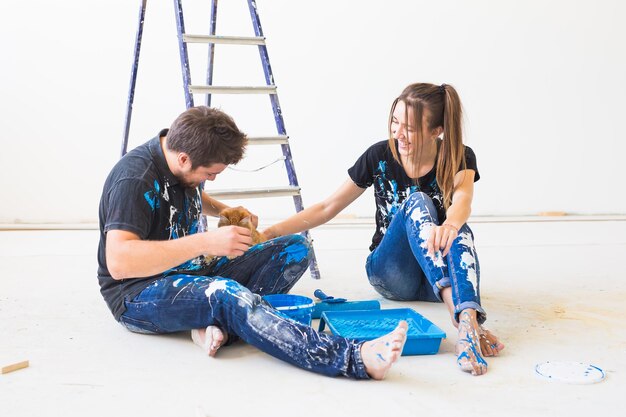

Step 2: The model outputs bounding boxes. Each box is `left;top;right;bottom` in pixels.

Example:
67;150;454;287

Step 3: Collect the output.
215;257;228;268
143;180;161;211
457;338;488;367
278;242;308;264
376;159;419;224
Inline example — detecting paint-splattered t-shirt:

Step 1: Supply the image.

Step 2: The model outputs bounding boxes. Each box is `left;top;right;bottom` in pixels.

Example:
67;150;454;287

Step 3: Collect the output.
97;132;211;320
348;140;479;251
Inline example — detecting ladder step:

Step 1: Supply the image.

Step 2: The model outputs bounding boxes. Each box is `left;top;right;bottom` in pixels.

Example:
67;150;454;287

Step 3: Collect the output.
247;135;289;145
206;186;300;200
183;34;266;45
189;86;277;94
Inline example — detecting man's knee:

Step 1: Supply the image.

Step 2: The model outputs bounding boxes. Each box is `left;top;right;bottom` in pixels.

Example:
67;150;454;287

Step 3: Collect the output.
277;234;312;265
284;233;311;248
205;277;251;302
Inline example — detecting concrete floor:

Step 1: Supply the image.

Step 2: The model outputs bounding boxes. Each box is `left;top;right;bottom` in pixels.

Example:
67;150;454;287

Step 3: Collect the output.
1;219;624;417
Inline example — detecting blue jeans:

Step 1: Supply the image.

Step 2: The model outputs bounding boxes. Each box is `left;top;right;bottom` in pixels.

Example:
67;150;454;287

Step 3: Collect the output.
366;192;486;323
119;234;369;379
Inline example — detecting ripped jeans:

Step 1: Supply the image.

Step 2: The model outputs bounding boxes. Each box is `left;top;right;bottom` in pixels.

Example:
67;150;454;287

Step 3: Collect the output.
119;234;369;379
366;192;486;323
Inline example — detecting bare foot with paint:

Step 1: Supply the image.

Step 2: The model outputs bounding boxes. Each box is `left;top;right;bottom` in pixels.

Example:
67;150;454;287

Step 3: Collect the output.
479;327;505;357
191;325;228;357
456;310;488;376
361;320;408;380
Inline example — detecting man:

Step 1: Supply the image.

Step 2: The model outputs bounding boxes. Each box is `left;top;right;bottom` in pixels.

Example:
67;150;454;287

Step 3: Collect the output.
97;106;407;379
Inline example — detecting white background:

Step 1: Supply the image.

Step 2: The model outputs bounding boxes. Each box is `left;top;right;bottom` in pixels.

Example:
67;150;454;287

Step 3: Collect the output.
1;0;624;224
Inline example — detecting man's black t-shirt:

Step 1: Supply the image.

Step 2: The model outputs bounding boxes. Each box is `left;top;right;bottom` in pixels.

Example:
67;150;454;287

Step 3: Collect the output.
348;140;480;251
97;133;211;320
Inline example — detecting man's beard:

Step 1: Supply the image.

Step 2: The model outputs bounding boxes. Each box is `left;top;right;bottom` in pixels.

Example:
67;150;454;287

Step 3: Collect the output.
180;179;200;189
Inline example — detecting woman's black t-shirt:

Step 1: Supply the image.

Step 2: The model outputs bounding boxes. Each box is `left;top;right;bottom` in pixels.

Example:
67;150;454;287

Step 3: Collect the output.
348;140;480;251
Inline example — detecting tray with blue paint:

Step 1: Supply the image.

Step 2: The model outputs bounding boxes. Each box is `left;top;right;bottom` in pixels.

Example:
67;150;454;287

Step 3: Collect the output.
318;308;446;355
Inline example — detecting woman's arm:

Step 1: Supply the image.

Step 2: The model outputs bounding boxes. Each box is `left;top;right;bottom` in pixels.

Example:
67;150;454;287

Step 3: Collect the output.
427;169;475;257
443;169;475;230
263;179;366;239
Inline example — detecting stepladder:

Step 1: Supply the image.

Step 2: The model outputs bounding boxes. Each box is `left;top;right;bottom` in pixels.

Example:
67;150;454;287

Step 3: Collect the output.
121;0;321;279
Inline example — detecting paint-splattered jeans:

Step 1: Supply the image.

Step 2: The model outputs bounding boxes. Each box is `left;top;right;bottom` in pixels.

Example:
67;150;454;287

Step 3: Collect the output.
366;192;486;323
119;234;370;379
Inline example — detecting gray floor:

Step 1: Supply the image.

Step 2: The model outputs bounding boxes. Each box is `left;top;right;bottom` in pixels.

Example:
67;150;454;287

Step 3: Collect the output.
1;219;624;416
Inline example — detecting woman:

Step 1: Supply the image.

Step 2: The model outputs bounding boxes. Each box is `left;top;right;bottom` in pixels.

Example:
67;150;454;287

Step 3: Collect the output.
264;83;504;376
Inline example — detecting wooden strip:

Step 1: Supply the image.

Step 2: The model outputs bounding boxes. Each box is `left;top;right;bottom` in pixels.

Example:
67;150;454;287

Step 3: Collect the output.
538;211;567;216
1;360;29;374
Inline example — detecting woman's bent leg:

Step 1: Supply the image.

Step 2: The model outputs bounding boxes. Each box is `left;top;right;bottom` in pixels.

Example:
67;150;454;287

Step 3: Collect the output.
366;195;439;302
367;192;498;375
395;192;486;322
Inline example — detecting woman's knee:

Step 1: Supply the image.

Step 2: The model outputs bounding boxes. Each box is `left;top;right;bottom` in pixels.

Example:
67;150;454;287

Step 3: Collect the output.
402;192;437;221
404;191;431;208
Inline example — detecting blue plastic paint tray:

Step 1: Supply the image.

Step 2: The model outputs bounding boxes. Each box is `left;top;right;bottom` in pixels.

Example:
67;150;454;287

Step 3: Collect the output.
319;308;446;356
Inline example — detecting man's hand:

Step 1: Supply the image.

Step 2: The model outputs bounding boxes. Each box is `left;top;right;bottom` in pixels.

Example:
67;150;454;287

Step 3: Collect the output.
203;225;253;257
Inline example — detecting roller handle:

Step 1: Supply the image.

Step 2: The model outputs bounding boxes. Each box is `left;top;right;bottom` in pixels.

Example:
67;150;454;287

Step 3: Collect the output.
314;289;330;300
314;289;346;303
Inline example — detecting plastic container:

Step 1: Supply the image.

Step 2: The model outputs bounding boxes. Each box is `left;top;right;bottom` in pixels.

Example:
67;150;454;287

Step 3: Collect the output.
262;294;315;326
319;308;446;355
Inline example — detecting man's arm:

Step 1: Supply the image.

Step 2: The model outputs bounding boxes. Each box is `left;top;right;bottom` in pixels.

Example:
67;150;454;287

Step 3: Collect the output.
201;192;260;228
201;192;229;217
106;226;253;280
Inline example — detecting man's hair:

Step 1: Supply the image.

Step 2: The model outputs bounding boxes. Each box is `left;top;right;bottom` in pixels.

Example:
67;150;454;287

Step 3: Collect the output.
166;106;247;168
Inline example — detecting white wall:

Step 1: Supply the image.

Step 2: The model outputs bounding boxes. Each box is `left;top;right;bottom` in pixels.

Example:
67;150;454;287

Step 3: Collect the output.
1;0;625;224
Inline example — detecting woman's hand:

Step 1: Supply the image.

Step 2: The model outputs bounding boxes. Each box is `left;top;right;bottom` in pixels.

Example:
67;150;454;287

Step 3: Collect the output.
426;223;459;257
261;226;279;240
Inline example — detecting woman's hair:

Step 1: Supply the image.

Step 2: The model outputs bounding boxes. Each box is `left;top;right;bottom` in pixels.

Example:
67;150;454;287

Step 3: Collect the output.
387;83;465;210
166;106;248;168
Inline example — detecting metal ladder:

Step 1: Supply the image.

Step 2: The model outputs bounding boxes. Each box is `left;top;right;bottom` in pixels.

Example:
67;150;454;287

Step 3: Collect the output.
121;0;320;279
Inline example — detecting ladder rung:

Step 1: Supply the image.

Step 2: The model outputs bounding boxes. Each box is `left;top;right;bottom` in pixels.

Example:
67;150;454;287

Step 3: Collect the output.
189;86;277;94
206;186;300;200
247;136;289;145
183;34;266;45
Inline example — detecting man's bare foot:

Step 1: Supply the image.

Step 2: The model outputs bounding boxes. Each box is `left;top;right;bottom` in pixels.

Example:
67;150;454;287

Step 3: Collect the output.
456;310;488;376
361;320;408;380
479;327;505;357
191;325;228;357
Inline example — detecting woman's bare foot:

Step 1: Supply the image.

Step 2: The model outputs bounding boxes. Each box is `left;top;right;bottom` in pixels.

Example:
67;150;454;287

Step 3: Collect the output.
361;320;408;380
191;325;228;357
479;327;505;357
456;310;488;376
